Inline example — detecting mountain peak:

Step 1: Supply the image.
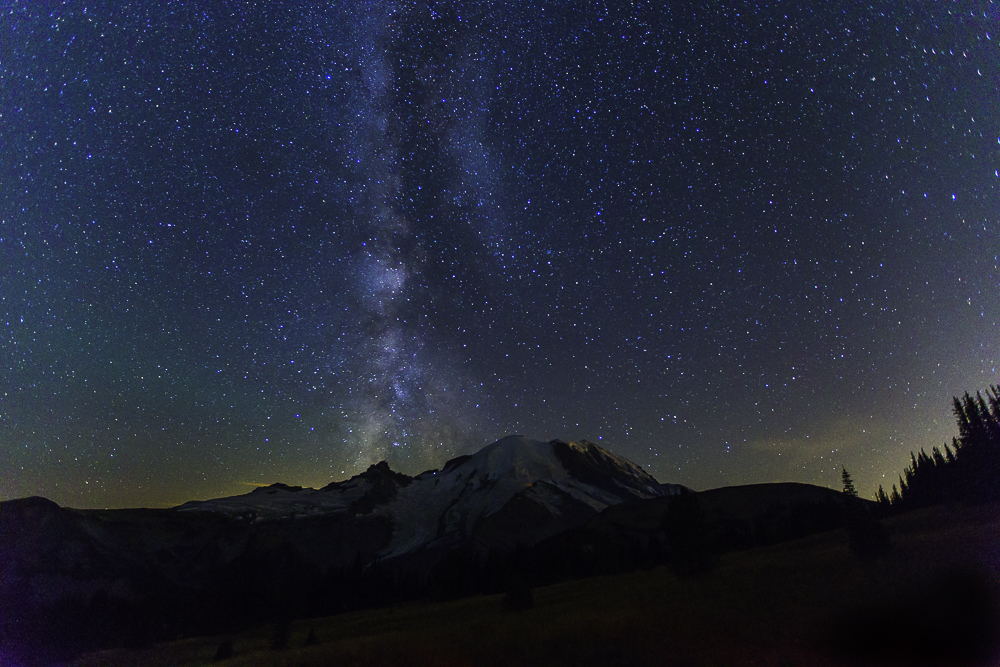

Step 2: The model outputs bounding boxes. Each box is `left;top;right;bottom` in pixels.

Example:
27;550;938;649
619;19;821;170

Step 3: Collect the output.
359;460;412;486
366;460;391;473
378;435;670;558
456;436;662;495
250;482;304;494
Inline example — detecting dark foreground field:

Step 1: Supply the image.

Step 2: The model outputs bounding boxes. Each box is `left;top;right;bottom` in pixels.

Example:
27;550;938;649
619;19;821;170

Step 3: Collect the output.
71;502;999;667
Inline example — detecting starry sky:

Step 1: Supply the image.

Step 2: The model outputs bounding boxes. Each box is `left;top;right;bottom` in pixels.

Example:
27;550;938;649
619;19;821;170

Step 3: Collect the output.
2;0;998;509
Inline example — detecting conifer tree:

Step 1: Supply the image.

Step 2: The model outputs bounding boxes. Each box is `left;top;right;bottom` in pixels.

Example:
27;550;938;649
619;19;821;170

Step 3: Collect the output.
890;484;901;506
841;467;858;497
931;446;946;467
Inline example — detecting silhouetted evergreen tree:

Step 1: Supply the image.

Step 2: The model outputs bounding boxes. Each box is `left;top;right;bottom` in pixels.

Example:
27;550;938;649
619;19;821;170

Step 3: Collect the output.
841;467;858;497
889;483;901;506
945;440;957;464
874;485;893;517
931;446;946;467
900;449;943;509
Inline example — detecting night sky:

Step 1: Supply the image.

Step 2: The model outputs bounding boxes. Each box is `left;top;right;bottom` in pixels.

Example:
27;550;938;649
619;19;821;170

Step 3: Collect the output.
2;1;998;509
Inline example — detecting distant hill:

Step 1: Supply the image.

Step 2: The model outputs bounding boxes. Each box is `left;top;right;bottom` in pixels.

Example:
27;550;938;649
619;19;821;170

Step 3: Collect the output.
591;481;850;533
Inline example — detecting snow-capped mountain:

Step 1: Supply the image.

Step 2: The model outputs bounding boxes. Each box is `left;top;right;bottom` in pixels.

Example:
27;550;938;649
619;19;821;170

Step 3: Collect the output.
175;459;413;522
178;436;682;559
382;436;679;556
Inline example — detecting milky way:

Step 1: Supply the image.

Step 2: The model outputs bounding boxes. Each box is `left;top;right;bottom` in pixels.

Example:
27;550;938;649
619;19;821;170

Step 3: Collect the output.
2;1;997;507
335;0;503;468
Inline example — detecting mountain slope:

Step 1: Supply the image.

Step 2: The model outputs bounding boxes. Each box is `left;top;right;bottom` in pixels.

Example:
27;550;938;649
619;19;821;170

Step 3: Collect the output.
175;460;413;521
377;436;677;558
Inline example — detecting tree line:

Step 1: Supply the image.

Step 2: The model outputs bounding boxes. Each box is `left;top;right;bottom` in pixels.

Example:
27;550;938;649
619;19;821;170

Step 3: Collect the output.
875;385;1000;512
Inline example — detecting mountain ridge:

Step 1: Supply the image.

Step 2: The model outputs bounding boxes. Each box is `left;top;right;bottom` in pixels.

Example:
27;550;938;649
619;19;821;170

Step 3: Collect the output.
0;435;859;664
176;436;673;514
169;436;681;562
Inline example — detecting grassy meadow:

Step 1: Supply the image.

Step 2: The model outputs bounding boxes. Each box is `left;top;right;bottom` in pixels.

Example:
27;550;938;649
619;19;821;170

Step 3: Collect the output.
70;501;999;667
